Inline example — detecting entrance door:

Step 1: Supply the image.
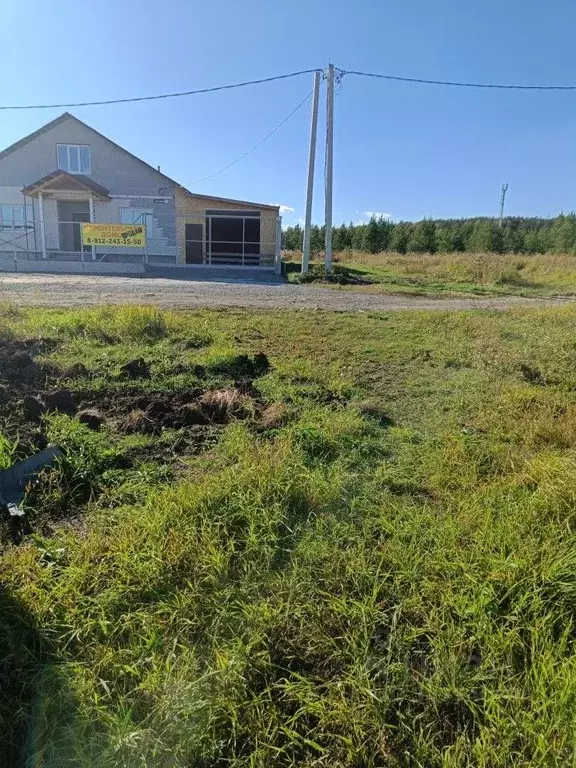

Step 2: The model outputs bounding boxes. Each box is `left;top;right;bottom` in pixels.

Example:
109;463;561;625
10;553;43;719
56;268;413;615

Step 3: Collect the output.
58;201;90;253
185;223;203;263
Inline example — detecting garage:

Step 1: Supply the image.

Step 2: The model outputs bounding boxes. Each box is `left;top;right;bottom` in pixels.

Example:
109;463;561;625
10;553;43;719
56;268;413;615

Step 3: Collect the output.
176;188;280;270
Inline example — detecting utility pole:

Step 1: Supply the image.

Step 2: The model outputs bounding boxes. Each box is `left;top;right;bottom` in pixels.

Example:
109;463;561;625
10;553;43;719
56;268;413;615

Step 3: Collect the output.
301;71;321;274
499;182;508;227
324;63;335;270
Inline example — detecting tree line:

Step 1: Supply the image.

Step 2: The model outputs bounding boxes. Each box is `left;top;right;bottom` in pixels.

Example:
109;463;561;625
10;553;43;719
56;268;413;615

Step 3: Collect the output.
282;214;576;254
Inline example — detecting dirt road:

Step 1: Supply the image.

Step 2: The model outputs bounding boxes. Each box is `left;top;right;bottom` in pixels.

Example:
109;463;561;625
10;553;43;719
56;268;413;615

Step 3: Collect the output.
0;273;572;312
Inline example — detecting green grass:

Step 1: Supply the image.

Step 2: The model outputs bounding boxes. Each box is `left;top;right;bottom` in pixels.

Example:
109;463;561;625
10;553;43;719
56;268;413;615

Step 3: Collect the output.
2;304;576;766
285;250;576;297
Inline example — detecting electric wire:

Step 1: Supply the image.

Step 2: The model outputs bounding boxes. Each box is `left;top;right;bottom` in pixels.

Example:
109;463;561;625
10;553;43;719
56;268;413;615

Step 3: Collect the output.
340;68;576;90
0;69;323;110
4;64;576;111
192;90;313;185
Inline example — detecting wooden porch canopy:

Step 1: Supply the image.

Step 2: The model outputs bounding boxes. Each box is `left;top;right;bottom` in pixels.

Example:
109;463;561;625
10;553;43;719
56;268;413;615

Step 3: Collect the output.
22;170;111;201
22;171;110;260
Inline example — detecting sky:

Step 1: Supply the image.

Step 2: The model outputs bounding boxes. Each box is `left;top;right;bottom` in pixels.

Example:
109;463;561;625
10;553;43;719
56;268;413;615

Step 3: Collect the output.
2;0;576;226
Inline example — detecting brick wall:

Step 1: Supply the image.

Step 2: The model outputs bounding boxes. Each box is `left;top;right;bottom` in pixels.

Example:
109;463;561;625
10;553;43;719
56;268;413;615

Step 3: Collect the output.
174;188;278;265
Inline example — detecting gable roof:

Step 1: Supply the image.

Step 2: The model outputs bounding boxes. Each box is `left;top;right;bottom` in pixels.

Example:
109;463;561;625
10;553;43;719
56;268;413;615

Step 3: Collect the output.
0;113;72;163
0;111;176;186
0;112;280;212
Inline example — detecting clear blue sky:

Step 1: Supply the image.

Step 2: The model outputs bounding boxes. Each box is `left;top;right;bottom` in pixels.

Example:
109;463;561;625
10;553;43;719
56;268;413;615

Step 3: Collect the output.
2;0;576;225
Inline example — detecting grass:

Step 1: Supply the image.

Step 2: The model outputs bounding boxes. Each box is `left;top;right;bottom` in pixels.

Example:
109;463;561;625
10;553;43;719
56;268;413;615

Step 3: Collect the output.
2;304;576;765
285;250;576;297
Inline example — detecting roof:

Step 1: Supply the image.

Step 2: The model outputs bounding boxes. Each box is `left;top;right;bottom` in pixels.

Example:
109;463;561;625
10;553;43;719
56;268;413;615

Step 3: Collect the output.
176;188;280;212
0;112;280;212
0;113;72;163
22;170;111;200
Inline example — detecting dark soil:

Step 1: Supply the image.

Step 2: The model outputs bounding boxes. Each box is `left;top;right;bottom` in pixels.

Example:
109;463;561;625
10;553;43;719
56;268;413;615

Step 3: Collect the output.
0;338;293;546
65;362;89;378
118;358;151;380
77;409;105;431
0;339;58;392
209;352;270;380
93;387;255;433
44;388;76;415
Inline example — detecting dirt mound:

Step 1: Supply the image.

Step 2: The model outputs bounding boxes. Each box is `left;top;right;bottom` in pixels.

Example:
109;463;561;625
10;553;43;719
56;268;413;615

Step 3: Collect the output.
111;387;252;433
77;409;105;430
255;403;290;432
20;389;77;422
0;339;54;388
178;404;209;426
199;388;251;424
119;409;159;435
22;396;45;422
44;388;76;414
209;352;270;380
119;358;150;379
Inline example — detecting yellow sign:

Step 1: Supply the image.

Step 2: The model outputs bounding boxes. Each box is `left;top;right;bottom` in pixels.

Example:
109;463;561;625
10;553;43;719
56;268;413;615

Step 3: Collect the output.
81;223;147;247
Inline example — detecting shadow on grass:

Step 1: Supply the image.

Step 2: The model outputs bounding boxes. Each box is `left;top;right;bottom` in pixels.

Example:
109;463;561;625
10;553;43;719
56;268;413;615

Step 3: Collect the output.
286;262;377;285
0;585;98;767
495;274;545;289
1;585;52;766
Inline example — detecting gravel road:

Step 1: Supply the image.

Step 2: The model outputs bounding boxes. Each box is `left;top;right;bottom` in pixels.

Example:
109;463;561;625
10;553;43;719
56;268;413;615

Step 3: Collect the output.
0;273;572;312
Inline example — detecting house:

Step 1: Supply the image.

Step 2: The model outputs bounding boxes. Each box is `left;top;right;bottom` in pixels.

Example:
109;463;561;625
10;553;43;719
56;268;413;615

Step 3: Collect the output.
0;112;280;271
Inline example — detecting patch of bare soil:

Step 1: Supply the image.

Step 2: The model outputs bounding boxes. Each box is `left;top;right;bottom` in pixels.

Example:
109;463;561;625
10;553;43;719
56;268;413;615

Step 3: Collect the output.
2;345;285;467
0;338;58;390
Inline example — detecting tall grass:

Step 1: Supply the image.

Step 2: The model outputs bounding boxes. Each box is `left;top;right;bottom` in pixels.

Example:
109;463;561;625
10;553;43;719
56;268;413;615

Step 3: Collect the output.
2;306;576;765
285;250;576;296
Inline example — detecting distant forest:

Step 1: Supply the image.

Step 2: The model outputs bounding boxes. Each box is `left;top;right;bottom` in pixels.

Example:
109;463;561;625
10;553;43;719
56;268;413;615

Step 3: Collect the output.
282;214;576;254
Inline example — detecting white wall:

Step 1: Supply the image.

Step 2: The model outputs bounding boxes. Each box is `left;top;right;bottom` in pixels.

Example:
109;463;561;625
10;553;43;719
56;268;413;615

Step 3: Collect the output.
0;186;178;258
94;197;177;258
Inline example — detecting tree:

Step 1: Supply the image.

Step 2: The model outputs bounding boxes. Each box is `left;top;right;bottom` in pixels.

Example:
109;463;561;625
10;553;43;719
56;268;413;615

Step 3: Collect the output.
407;219;437;253
468;220;503;253
351;224;366;251
435;224;465;253
310;225;324;254
282;224;302;251
333;223;352;251
551;214;576;253
379;217;393;250
363;216;383;253
501;226;522;253
390;223;410;254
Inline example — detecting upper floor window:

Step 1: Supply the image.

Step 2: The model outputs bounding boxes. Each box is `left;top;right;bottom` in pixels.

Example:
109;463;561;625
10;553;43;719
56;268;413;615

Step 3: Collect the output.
57;144;91;174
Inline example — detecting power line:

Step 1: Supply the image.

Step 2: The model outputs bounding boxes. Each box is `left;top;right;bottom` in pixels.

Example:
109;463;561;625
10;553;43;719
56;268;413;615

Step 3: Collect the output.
0;69;322;110
340;68;576;90
192;91;313;185
4;65;576;111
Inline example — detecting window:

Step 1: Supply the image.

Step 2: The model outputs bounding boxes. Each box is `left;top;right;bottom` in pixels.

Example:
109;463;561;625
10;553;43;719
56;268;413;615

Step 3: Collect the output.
0;204;34;229
57;144;91;174
120;208;153;233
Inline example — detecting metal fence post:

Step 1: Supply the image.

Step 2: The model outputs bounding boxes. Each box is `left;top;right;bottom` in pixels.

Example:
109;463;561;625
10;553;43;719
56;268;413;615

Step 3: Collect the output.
275;216;282;275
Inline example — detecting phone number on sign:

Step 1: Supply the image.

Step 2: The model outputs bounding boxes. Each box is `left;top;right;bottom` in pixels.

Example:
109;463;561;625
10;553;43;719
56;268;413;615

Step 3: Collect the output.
84;237;144;245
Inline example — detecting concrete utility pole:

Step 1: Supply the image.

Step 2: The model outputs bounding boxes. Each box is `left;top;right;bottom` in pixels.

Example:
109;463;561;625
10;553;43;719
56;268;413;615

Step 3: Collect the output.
324;63;335;271
301;71;321;274
499;182;509;227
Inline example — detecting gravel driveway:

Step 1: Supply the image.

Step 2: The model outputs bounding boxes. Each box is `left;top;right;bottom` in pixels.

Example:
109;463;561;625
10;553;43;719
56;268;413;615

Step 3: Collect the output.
0;273;572;312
